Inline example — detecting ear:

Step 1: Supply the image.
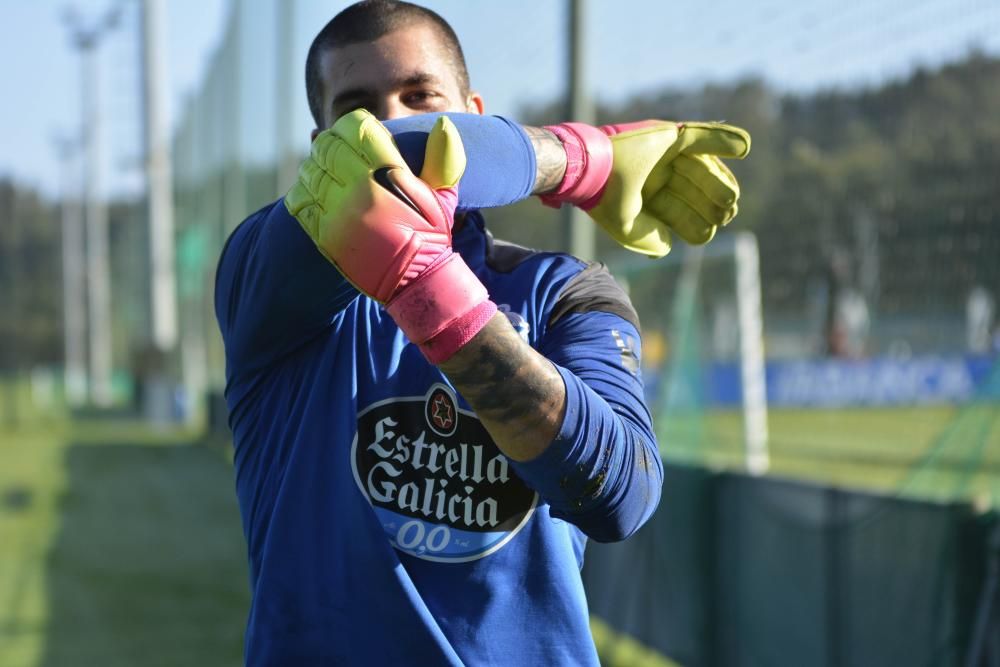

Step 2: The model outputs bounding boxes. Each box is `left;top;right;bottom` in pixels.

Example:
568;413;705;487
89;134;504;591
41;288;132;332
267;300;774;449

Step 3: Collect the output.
310;128;321;142
466;92;485;115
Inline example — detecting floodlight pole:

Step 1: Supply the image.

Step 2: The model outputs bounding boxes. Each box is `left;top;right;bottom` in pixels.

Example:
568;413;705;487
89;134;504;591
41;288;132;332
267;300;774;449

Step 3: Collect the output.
140;0;178;354
65;5;122;407
276;0;299;193
564;0;595;261
53;134;89;407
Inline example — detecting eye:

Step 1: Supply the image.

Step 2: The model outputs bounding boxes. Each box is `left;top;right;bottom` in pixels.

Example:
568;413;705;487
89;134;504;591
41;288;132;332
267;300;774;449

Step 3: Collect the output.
403;89;443;109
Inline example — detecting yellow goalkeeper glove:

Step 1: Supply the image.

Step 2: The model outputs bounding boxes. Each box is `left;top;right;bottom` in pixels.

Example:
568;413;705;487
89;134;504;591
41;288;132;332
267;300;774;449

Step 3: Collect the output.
540;120;751;257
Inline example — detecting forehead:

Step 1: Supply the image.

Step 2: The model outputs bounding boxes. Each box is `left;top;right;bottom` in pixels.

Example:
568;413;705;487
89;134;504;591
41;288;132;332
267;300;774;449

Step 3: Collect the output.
320;23;461;96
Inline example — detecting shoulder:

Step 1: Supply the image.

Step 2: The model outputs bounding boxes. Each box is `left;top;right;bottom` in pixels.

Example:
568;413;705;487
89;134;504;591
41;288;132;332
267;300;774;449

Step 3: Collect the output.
213;200;284;323
217;200;283;270
483;232;640;333
546;262;640;333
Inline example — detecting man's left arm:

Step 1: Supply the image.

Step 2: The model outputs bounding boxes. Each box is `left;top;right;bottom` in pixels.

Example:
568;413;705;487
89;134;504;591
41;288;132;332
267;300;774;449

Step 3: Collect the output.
439;275;662;543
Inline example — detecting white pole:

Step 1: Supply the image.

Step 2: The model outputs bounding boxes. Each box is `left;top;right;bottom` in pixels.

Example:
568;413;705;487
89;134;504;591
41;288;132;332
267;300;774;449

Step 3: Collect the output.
224;0;245;231
276;0;299;193
141;0;178;352
81;40;114;407
565;0;595;261
65;4;122;408
55;135;89;407
735;231;769;475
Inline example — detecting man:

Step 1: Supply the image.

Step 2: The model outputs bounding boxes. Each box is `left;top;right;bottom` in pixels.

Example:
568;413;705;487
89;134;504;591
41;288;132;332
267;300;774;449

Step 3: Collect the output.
215;1;749;664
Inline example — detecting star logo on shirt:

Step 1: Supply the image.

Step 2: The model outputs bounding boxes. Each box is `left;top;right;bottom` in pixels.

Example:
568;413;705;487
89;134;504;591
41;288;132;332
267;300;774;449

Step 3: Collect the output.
424;383;459;437
432;395;454;430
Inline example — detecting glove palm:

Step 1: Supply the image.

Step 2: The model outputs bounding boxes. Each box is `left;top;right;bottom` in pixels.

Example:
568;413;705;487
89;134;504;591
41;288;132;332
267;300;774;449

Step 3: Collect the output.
285;109;465;302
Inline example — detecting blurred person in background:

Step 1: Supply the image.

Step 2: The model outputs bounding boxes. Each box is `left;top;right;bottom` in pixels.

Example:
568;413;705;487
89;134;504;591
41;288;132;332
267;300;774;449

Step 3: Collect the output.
214;0;748;664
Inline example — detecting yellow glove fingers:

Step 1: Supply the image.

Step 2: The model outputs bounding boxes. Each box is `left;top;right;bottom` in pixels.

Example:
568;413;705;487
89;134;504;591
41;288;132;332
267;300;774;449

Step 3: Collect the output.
710;155;739;191
722;201;739;227
329;137;378;190
285;158;336;235
284;184;319;236
675;122;751;160
583;118;750;257
646;193;717;245
284;160;315;216
639;152;674;201
420;116;466;189
705;156;740;227
658;174;730;230
672;154;739;208
330;109;406;171
308;131;346;184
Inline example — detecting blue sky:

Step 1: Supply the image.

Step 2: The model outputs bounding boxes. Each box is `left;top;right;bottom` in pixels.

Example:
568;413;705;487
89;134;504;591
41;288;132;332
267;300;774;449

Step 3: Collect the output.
3;0;999;198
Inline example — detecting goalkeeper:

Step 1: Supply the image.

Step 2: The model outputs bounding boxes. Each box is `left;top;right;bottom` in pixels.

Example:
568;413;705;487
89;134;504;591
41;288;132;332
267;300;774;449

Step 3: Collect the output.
215;1;749;664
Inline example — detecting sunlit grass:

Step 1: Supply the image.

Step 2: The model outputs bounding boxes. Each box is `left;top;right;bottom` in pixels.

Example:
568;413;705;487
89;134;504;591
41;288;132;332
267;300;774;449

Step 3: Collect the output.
0;419;248;667
660;404;1000;506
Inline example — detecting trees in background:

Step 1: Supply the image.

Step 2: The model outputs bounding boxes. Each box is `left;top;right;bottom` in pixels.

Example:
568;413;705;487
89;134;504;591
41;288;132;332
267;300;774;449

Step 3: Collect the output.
496;52;1000;354
0;180;62;375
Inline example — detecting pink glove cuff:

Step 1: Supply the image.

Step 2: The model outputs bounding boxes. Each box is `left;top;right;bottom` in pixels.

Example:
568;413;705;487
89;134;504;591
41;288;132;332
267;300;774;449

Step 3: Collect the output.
386;251;496;364
538;122;613;210
420;300;498;364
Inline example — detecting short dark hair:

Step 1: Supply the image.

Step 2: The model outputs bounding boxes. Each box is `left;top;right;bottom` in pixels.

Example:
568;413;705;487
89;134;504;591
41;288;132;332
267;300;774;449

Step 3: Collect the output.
305;0;471;128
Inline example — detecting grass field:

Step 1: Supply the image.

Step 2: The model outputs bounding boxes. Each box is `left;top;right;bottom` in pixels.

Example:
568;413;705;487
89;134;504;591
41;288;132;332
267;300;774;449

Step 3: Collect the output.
662;404;1000;504
0;402;996;666
0;420;249;667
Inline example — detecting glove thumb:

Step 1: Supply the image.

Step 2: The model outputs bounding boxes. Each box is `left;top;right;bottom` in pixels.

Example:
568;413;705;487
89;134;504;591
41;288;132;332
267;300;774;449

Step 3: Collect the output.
378;115;466;227
675;122;751;159
419;116;467;190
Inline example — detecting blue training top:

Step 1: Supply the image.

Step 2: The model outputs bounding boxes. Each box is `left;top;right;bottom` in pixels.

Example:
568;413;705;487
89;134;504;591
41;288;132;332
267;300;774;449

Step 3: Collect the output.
215;113;663;666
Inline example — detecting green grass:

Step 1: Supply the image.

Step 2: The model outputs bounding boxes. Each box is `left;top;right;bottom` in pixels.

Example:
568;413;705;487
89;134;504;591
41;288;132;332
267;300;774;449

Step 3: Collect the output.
591;616;681;667
0;427;64;667
0;420;249;667
661;404;1000;505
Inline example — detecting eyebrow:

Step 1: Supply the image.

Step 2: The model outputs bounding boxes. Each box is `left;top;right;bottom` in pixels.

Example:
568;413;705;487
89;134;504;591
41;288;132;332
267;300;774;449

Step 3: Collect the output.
330;73;440;112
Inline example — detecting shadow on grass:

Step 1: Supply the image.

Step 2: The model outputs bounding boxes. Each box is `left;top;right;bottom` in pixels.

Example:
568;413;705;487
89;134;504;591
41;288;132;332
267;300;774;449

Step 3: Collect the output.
40;440;249;667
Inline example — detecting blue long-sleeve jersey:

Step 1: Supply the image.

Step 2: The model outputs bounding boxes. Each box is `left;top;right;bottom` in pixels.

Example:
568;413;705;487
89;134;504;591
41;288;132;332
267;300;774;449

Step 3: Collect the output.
215;114;663;666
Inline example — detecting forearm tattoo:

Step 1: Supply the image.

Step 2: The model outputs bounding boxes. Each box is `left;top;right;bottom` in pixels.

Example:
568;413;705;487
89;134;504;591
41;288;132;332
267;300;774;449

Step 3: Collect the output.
438;314;566;462
524;126;568;196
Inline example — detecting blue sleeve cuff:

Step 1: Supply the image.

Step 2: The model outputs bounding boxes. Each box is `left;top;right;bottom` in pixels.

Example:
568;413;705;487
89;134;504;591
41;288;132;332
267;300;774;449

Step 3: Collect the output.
506;326;663;542
507;365;617;516
384;113;536;211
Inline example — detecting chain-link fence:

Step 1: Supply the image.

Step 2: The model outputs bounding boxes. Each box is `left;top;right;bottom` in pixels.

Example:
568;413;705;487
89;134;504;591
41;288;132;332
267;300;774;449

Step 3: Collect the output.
163;1;1000;500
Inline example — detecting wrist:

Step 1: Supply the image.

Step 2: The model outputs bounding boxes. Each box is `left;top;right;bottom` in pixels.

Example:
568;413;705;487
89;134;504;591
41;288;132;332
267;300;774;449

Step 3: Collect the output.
386;252;497;364
538;122;613;209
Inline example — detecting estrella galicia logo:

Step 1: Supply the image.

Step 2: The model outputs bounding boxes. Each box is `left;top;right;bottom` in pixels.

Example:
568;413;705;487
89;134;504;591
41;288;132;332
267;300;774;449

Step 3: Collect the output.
351;384;538;562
